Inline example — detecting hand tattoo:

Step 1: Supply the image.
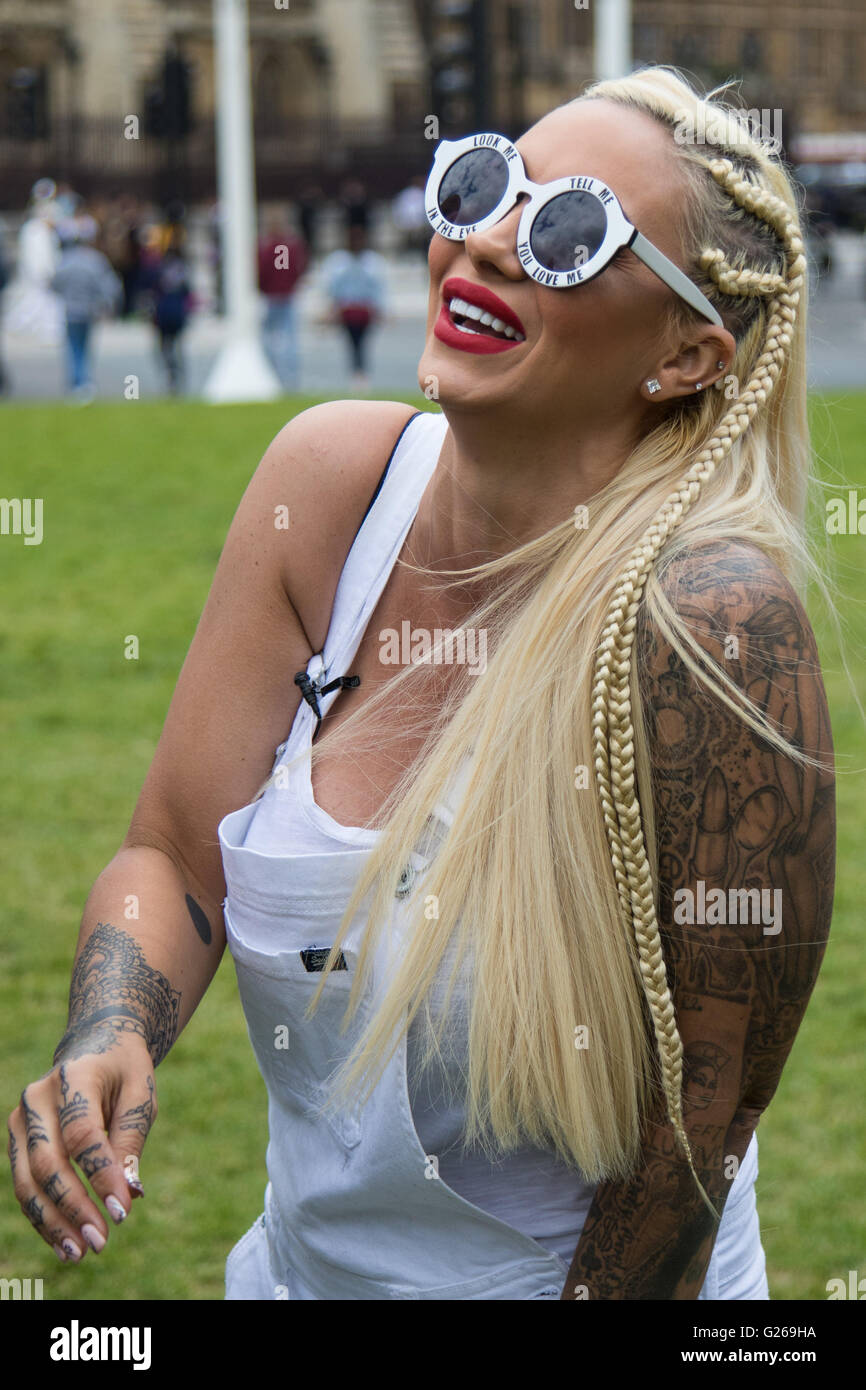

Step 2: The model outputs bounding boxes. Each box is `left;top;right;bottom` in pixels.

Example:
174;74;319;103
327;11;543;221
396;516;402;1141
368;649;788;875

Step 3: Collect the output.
57;1064;89;1129
116;1075;155;1138
20;1092;49;1154
42;1171;71;1205
23;1193;45;1228
74;1143;111;1180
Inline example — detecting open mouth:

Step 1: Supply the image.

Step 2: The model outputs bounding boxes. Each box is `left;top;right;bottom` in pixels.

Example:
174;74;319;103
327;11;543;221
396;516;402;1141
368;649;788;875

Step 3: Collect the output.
447;296;526;342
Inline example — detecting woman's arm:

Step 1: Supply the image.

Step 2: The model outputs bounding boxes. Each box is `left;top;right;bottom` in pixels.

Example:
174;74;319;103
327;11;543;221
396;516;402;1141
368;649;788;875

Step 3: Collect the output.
562;542;835;1299
8;398;416;1261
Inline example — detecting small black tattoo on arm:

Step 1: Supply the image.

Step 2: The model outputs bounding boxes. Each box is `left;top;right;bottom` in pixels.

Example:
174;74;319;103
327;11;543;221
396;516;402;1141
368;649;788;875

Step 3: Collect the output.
185;893;212;946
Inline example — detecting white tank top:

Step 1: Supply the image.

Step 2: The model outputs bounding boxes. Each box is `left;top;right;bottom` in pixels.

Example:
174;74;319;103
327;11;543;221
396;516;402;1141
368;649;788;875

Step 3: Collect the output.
240;408;596;1262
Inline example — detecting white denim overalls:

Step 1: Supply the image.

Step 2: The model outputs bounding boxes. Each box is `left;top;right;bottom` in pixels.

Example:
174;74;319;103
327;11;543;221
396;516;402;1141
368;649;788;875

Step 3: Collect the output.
218;408;769;1300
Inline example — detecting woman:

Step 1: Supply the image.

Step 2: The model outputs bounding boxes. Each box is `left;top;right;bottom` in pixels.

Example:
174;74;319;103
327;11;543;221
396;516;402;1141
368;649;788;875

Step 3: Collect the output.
320;221;387;391
7;67;835;1300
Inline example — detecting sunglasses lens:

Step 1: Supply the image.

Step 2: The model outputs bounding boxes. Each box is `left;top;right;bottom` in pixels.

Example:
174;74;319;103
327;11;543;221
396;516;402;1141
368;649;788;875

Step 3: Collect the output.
529;191;608;272
437;148;510;226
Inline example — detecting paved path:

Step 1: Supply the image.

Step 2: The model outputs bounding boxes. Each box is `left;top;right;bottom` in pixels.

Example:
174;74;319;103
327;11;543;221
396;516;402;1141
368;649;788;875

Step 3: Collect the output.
1;238;864;402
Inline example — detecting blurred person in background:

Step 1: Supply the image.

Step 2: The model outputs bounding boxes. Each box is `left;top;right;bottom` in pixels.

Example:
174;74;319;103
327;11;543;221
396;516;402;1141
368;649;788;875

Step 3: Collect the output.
4;178;64;346
102;194;146;317
153;200;187;257
339;177;371;232
207;200;224;314
297;184;324;256
392;174;431;262
143;245;194;396
51;213;122;402
0;224;9;394
258;208;309;392
320;221;387;392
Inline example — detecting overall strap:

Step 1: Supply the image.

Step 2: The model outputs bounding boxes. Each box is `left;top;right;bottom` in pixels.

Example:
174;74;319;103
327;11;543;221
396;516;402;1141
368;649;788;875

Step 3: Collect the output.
295;409;447;732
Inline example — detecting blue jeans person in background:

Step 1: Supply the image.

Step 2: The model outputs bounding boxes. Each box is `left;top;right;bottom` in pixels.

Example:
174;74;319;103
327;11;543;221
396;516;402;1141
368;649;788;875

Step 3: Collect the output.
262;295;300;391
65;320;92;391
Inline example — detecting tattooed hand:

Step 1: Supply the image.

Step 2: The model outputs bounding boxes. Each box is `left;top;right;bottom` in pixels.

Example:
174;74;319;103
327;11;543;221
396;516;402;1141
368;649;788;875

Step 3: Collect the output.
7;922;174;1264
562;542;835;1300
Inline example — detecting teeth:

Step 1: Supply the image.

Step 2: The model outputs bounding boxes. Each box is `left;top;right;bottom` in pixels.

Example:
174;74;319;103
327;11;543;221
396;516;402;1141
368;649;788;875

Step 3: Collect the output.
448;296;525;342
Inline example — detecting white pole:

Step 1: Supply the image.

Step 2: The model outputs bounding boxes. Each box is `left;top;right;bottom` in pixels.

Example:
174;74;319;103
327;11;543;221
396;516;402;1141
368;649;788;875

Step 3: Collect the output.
594;0;632;82
203;0;281;402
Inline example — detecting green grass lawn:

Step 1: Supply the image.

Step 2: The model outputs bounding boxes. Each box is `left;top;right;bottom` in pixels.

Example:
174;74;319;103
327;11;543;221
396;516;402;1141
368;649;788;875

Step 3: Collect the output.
0;392;863;1300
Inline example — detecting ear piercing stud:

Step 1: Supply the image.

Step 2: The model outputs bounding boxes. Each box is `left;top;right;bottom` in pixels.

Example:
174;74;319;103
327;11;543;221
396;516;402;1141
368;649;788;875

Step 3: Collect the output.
716;360;726;369
696;382;703;391
647;378;661;394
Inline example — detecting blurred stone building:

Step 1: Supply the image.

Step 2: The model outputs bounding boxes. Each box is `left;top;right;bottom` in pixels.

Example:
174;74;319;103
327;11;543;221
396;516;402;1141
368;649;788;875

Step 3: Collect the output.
0;0;864;206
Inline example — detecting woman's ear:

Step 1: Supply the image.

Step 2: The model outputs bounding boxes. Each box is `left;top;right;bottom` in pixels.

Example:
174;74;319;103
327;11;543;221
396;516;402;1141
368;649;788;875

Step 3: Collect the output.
641;324;736;401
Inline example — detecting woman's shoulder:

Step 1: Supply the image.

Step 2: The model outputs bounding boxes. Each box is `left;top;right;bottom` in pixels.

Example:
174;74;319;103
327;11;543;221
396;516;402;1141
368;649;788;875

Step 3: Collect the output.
641;537;830;737
261;399;420;649
653;538;816;646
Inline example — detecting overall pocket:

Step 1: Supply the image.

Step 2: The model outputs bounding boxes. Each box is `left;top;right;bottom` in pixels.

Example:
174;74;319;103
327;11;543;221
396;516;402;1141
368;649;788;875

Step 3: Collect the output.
226;903;370;1149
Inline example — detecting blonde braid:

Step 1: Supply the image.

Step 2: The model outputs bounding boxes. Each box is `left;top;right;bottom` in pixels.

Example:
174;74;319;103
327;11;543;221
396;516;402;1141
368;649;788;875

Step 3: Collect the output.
591;156;806;1215
699;247;788;299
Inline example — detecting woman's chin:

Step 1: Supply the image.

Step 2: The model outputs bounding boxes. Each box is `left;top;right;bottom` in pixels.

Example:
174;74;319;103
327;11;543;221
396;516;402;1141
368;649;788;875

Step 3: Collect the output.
416;345;516;408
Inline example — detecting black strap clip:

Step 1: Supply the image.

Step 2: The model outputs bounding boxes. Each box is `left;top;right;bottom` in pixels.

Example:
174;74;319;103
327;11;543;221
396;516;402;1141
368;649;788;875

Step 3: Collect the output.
294;669;361;732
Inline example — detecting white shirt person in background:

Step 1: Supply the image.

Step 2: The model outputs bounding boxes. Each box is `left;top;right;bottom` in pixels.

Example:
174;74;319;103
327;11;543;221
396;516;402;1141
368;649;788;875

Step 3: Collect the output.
319;222;388;392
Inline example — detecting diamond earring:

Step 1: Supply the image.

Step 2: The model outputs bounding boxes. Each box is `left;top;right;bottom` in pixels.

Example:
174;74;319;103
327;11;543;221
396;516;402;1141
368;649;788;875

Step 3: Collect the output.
647;378;661;394
695;382;703;391
716;360;726;369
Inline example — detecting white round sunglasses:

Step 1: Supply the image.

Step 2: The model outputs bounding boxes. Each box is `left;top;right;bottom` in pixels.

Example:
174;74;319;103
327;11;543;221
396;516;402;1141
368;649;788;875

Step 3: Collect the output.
425;132;723;327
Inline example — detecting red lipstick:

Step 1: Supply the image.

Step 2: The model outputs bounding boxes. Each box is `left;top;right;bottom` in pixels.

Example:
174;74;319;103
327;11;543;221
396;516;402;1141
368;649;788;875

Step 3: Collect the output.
434;276;526;355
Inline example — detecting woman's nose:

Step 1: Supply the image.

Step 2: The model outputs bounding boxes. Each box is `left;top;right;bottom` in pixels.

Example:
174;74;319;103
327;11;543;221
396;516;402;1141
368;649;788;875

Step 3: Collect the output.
462;195;529;281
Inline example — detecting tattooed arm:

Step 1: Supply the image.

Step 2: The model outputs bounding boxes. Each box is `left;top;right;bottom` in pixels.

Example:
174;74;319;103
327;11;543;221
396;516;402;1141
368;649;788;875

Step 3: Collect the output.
52;850;224;1070
562;541;835;1299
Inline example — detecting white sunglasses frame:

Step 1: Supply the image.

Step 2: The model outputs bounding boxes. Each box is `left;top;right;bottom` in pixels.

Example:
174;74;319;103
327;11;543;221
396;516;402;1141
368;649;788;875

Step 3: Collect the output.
425;132;723;328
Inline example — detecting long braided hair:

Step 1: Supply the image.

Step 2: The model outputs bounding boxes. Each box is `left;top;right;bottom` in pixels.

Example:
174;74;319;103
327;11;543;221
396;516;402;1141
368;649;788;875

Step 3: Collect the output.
592;147;807;1211
259;68;819;1197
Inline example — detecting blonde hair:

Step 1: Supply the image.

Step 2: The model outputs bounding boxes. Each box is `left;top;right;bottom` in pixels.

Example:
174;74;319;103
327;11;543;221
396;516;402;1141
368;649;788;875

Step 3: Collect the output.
261;67;821;1211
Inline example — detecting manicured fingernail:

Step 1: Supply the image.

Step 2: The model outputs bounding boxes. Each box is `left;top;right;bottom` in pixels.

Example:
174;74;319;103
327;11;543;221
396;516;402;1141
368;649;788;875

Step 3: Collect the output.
81;1223;106;1252
53;1243;67;1262
105;1195;127;1223
62;1237;82;1261
123;1154;144;1195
